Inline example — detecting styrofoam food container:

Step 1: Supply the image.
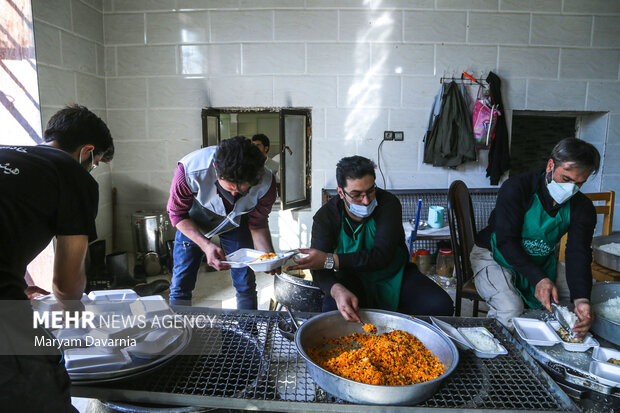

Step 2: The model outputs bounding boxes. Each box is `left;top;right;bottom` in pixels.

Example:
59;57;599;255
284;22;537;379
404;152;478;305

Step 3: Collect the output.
224;248;296;272
64;347;131;373
546;320;599;352
88;289;139;301
53;327;90;344
513;317;599;352
457;327;508;358
592;346;620;365
129;295;172;319
126;328;183;358
32;293;90;312
588;360;620;387
429;317;507;358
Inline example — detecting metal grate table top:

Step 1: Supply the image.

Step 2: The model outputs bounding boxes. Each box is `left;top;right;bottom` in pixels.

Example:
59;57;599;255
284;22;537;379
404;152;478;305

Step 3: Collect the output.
72;309;578;412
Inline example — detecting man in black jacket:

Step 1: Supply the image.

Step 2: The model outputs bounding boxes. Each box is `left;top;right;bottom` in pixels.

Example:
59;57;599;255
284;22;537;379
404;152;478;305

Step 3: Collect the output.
289;156;453;322
472;138;599;336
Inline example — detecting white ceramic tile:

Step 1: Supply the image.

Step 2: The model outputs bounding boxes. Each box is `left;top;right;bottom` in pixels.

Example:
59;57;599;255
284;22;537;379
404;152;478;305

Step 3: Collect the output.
306;0;372;7
112;0;176;11
40;106;60;131
500;0;560;12
389;108;428;140
211;11;273;42
338;76;401;108
602;145;620;175
206;76;273;106
564;0;620;13
586;82;620;112
243;43;304;74
404;11;467;43
149;171;175;203
33;22;61;66
104;14;145;45
166;138;202;169
240;0;304;7
72;0;103;43
180;44;241;75
364;139;418;171
103;0;112;12
436;45;498;77
107;109;147;141
369;0;434;9
96;44;105;76
578;113;608;144
307;44;370;74
499;76;526;109
371;44;433;75
76;73;106;109
311;138;357;171
401;76;443;109
32;0;72;30
81;0;103;11
147;77;209;108
106;78;147;108
146;12;209;44
37;66;76;106
147;109;202;141
593;16;620;48
608;114;620;144
112;141;168;171
61;32;97;74
112;172;151;202
178;0;240;10
531;15;591;47
339;10;403;42
325;108;389;142
526;79;587;111
94;168;112;205
274;76;337;107
561;49;620;80
104;46;116;76
468;13;530;45
498;47;559;78
436;0;498;10
274;11;338;41
116;46;177;76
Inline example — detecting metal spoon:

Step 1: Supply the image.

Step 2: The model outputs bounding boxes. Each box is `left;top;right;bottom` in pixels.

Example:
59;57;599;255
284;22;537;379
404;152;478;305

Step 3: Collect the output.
285;306;300;332
551;303;573;334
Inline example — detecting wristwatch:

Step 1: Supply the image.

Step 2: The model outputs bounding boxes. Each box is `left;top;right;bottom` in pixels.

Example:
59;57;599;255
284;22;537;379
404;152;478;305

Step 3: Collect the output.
323;253;334;270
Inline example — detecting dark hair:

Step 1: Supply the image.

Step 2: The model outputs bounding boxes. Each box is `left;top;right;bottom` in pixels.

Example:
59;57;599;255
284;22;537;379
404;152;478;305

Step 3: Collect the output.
336;156;376;188
44;105;114;162
251;133;270;150
214;136;266;186
550;138;600;174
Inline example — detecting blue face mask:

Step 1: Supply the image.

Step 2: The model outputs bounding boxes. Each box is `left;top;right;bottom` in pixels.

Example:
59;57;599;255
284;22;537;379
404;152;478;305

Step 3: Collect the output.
546;169;579;204
345;197;378;218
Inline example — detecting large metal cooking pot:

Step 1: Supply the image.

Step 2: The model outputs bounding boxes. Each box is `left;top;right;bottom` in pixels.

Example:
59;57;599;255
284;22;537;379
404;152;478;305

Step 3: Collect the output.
592;234;620;271
294;309;459;405
274;272;323;312
591;281;620;346
132;210;175;262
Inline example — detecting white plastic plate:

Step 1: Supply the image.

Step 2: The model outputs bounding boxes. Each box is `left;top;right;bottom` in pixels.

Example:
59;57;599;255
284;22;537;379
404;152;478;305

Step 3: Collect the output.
65;347;132;373
224;248;296;272
592;346;620;365
588;361;620;388
429;317;471;350
512;317;559;346
457;327;508;359
546;320;599;352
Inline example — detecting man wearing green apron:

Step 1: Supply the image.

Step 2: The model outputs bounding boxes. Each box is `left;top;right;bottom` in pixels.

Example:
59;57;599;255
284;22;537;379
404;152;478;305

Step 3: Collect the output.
289;156;453;321
472;138;600;336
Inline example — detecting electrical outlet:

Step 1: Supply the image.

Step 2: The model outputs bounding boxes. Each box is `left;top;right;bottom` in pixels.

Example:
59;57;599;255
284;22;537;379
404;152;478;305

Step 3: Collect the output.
384;131;394;141
394;131;404;141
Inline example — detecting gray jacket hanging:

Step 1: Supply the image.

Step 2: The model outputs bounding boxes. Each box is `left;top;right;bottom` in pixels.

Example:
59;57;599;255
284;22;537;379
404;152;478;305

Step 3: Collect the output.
423;81;476;167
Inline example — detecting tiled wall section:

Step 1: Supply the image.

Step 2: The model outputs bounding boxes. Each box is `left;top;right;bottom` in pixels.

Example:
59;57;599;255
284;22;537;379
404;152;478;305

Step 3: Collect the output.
36;1;620;251
32;0;113;250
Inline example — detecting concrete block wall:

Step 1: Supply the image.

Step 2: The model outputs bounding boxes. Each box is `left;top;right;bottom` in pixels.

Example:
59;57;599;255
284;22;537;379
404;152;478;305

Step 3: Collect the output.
34;0;620;251
32;0;113;250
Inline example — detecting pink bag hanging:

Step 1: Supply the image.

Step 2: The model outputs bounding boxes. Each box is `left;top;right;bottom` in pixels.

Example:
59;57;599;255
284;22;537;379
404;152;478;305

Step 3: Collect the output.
472;86;500;148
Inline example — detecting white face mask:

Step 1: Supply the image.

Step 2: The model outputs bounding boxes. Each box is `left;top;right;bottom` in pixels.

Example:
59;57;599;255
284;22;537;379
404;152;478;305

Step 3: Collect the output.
345;197;378;218
546;168;579;204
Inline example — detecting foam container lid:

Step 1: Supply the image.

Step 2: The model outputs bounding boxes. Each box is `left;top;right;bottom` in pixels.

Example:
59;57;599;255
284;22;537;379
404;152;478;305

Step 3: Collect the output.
457;326;508;359
129;295;172;319
65;347;131;373
126;327;183;358
88;289;139;301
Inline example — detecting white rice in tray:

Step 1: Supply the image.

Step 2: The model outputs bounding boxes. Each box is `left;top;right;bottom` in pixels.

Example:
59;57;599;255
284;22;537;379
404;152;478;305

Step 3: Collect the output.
598;242;620;256
594;297;620;323
557;305;578;329
460;329;499;352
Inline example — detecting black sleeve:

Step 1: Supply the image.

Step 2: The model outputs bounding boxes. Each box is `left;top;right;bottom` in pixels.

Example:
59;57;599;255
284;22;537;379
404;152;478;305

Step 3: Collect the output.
564;194;596;301
337;193;406;271
494;178;548;286
56;170;99;242
309;203;340;295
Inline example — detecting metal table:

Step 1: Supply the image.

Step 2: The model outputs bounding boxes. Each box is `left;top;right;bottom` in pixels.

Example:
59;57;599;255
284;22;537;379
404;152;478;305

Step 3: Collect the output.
71;308;578;412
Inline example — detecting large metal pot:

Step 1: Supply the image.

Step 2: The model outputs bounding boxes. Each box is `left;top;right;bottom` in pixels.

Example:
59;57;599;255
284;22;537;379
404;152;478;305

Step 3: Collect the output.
591;281;620;346
294;309;459;405
274;272;323;312
592;234;620;271
131;211;175;267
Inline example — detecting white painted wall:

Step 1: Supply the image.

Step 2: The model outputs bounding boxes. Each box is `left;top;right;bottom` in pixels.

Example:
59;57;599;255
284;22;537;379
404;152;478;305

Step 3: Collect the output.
34;0;620;251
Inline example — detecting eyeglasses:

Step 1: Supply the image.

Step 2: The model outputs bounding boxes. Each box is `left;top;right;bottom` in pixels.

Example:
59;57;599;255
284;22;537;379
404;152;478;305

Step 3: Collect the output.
342;184;376;202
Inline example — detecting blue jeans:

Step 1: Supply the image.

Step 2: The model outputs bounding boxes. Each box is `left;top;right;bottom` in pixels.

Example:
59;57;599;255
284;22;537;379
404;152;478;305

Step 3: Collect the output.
170;225;258;309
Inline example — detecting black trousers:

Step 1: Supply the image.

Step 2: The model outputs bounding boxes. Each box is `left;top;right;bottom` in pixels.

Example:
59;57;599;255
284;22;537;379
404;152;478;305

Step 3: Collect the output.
322;263;454;316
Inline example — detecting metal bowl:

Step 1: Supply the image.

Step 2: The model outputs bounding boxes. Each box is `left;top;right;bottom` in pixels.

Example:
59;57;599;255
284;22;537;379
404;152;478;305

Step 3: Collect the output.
294;309;459;405
591;281;620;346
592;234;620;271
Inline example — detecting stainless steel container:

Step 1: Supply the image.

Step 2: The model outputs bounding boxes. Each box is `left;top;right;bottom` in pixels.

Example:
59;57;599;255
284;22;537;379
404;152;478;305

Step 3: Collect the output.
591;281;620;346
295;309;459;405
131;211;175;263
591;234;620;271
274;272;323;312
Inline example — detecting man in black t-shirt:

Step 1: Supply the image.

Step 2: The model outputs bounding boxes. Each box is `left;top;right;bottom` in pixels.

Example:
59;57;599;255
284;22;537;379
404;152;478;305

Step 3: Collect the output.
0;105;114;411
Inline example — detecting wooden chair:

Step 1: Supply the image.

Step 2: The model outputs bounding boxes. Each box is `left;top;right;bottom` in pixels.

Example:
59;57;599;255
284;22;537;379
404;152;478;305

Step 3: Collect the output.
447;180;485;316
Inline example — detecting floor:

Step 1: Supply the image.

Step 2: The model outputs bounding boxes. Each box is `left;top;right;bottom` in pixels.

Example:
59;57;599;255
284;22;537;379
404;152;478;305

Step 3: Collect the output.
72;267;486;412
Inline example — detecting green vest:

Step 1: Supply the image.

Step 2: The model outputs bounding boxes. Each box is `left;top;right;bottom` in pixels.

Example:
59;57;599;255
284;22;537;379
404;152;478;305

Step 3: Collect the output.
334;214;406;311
490;193;570;308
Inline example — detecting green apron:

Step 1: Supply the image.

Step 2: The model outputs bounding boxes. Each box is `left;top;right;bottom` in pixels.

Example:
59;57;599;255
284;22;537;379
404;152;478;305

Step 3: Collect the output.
334;214;406;311
490;193;570;309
